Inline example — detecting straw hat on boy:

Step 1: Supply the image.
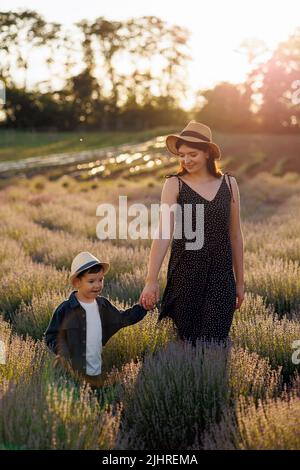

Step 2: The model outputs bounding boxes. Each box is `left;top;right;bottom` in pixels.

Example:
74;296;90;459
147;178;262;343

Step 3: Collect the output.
70;251;110;283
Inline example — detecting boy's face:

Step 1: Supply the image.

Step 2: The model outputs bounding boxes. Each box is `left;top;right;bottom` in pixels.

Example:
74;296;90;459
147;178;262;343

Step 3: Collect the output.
73;269;104;301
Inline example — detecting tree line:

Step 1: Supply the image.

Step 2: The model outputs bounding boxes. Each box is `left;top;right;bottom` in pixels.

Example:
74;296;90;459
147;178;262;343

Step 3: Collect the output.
0;10;299;132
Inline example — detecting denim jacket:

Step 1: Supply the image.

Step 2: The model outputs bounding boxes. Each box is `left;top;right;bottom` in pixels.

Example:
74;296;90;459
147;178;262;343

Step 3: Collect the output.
44;291;147;375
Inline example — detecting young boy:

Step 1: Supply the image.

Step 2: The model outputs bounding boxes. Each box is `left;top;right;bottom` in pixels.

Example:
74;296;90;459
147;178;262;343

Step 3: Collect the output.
44;251;148;389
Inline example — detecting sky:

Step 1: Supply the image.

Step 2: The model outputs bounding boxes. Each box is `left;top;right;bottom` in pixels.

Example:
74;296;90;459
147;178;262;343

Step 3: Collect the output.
2;0;300;109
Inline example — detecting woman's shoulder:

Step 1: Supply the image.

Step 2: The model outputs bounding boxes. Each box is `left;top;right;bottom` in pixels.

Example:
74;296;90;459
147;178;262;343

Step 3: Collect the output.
223;172;239;203
164;173;180;180
163;174;181;186
224;171;236;178
224;172;238;185
161;174;180;202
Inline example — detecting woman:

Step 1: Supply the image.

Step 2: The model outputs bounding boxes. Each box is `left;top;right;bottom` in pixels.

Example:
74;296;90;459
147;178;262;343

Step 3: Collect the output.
139;121;244;346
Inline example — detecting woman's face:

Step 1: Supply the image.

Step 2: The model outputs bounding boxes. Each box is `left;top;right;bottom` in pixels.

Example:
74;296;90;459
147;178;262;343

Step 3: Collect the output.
177;143;209;174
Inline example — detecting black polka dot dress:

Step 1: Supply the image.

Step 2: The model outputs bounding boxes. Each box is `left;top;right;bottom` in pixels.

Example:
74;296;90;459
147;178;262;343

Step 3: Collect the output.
158;172;236;345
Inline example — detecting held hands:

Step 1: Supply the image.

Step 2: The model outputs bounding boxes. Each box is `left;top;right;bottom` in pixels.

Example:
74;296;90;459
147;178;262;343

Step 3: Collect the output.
139;281;244;311
139;281;160;310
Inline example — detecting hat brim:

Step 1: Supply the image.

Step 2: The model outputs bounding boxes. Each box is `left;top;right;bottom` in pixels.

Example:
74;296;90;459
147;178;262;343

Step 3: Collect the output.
69;261;110;283
166;134;221;160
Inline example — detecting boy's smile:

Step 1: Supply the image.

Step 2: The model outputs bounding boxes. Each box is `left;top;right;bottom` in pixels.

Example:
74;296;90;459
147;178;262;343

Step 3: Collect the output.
73;271;104;303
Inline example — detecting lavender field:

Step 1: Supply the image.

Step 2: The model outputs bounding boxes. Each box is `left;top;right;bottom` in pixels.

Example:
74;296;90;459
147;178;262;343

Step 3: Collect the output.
0;135;300;450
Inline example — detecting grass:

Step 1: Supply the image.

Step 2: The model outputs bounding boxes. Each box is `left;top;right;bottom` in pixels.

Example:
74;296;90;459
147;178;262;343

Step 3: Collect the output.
0;144;300;449
1;130;300;186
113;341;281;450
200;394;300;450
0;126;177;162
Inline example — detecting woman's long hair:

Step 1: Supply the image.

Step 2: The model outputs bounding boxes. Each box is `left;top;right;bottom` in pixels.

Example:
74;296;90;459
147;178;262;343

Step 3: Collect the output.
166;138;223;178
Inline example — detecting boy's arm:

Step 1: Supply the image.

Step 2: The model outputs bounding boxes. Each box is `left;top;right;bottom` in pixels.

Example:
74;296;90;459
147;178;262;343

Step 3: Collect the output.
44;304;70;359
103;298;148;327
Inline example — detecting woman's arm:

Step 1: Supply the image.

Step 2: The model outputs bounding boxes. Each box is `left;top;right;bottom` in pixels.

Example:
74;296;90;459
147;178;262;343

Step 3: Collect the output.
228;176;245;309
139;177;179;310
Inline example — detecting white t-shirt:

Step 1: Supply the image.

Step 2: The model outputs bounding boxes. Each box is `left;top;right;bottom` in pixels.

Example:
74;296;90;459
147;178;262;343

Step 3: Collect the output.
78;299;102;376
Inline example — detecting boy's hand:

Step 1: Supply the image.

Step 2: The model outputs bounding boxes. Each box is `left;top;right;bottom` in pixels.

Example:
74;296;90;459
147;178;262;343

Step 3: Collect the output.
139;281;160;310
53;354;72;372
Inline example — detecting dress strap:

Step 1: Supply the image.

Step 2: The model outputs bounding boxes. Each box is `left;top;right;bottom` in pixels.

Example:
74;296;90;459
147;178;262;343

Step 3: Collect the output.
165;174;182;194
176;175;182;194
224;172;235;203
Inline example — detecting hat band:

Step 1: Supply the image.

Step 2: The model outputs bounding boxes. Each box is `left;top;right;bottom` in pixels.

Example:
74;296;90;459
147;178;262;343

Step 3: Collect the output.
180;130;210;142
75;260;100;274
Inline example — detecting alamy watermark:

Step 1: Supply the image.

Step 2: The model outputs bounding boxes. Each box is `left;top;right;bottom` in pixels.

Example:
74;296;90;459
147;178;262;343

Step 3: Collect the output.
291;79;300;106
96;197;205;250
0;80;6;106
291;340;300;365
0;340;6;365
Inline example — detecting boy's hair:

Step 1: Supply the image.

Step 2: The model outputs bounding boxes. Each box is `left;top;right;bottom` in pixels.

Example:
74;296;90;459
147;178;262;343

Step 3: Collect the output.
75;264;104;280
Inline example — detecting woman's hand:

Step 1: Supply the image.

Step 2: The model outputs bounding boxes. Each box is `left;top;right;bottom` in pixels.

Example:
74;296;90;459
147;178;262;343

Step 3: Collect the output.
235;284;245;310
139;281;160;310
